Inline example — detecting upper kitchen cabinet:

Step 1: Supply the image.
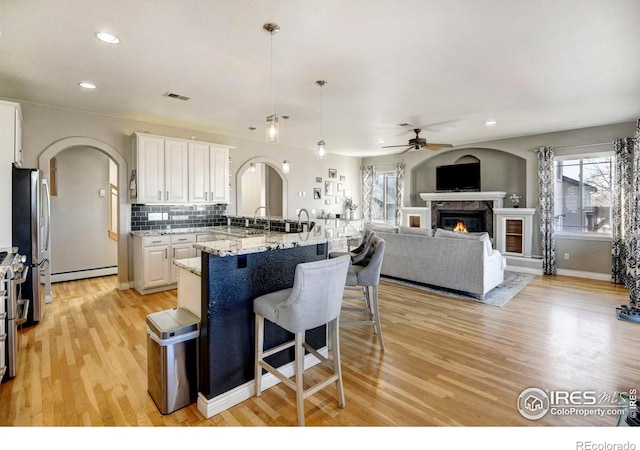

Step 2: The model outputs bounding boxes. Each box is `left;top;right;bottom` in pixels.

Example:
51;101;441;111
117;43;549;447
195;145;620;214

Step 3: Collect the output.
133;133;188;203
133;132;231;205
188;142;230;204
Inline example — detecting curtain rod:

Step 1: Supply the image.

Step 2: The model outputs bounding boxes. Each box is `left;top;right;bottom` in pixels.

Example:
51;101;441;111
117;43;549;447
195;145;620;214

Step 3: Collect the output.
534;141;619;152
553;141;613;150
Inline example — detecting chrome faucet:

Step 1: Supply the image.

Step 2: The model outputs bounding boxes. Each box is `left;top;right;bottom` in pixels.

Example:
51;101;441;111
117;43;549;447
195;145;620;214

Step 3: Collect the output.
297;208;310;232
253;206;271;232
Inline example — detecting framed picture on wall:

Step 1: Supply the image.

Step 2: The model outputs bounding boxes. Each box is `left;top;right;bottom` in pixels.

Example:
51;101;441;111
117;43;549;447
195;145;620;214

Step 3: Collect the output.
316;177;322;183
337;183;343;192
325;199;331;205
340;175;346;181
314;188;321;199
335;196;340;204
328;168;337;178
325;181;334;196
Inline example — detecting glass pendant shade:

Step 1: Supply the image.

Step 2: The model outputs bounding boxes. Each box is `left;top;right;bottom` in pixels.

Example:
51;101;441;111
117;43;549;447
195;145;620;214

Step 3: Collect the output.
282;160;290;173
317;140;326;160
266;114;279;142
250;162;256;174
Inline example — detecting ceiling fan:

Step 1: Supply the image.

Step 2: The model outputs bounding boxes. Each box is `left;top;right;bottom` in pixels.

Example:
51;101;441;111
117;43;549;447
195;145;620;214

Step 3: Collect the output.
382;128;453;154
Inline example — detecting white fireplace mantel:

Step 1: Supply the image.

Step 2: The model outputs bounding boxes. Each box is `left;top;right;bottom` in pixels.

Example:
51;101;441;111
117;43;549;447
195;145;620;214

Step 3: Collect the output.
417;191;508;232
419;191;507;206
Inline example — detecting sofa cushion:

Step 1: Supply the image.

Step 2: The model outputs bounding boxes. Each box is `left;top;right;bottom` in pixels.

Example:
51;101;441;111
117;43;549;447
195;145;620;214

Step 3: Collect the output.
434;228;492;254
367;223;398;233
399;226;432;236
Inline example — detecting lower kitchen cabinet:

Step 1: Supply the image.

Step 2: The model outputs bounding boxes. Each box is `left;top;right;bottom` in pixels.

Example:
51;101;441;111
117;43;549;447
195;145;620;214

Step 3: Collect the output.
133;233;196;294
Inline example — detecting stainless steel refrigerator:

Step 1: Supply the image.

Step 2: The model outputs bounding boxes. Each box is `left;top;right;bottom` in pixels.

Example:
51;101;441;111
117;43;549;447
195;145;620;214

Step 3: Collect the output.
12;165;51;325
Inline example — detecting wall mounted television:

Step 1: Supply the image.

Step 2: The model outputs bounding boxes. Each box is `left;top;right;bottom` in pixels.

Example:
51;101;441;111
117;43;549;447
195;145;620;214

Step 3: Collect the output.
435;162;481;192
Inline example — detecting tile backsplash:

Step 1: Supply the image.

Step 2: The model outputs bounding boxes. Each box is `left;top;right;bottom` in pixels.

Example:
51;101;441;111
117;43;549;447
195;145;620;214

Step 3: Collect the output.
131;204;227;231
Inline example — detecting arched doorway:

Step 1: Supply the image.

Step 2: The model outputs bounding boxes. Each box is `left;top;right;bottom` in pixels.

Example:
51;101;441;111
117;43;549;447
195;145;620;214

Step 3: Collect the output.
38;137;130;291
236;157;288;218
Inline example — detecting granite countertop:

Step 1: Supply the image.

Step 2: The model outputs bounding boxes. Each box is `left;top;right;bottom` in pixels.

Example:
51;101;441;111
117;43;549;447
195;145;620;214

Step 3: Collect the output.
195;226;361;258
174;225;361;276
130;225;265;238
173;257;201;276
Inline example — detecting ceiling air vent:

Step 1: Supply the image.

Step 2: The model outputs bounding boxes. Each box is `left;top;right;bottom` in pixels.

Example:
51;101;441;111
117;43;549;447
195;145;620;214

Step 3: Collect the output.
163;92;190;101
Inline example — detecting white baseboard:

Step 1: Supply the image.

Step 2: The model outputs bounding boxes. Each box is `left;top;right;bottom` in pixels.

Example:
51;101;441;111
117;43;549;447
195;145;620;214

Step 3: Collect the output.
51;266;118;283
117;281;132;290
197;347;328;419
556;269;611;281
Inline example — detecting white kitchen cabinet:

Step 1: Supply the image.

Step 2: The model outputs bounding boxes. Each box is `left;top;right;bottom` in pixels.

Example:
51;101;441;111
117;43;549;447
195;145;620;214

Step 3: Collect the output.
188;141;211;203
188;142;230;203
209;145;230;203
0;100;22;248
133;233;196;294
164;139;189;203
170;234;196;282
133;133;188;203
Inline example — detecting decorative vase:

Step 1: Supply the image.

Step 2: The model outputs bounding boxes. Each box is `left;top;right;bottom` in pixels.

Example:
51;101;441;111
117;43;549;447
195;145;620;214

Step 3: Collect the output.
349;210;355;220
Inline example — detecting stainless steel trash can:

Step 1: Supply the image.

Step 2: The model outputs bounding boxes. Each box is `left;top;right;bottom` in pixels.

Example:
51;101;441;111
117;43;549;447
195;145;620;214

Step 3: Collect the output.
146;307;199;415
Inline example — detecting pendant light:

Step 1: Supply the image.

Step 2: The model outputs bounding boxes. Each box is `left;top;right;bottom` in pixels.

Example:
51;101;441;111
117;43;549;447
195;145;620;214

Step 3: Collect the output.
281;115;290;173
264;23;280;142
316;80;327;159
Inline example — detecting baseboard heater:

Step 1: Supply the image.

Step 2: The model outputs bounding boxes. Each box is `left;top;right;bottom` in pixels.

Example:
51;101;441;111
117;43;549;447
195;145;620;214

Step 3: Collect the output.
51;266;118;283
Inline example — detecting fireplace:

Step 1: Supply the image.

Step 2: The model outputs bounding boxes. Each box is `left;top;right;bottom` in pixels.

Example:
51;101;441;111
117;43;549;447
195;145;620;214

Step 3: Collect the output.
437;210;487;233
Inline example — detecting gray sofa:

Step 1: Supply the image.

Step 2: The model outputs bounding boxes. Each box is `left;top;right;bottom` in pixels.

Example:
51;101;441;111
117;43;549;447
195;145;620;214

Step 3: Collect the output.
369;225;506;299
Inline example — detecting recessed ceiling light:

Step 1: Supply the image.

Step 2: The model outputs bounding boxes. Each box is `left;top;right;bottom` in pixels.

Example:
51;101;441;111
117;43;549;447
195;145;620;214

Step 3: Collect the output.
485;120;497;126
96;32;120;44
79;81;96;89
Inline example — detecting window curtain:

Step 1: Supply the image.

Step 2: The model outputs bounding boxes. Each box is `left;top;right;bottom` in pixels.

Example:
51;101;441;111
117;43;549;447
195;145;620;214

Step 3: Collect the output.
537;146;557;275
361;165;374;224
628;120;640;305
611;138;634;285
394;162;405;228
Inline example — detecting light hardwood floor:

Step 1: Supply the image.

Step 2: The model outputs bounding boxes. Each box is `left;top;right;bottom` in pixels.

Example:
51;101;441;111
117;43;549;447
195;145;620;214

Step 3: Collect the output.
0;274;637;426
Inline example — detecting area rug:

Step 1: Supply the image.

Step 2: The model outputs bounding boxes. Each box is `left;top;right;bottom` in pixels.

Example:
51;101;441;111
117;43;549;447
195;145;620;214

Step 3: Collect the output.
380;271;536;307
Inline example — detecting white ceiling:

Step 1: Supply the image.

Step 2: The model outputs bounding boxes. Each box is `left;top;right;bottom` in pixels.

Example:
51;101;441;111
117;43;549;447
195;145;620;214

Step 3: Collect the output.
1;0;639;157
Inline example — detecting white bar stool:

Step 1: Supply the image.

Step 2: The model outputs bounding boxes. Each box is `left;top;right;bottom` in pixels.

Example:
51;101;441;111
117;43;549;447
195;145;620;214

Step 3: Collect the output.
253;255;351;426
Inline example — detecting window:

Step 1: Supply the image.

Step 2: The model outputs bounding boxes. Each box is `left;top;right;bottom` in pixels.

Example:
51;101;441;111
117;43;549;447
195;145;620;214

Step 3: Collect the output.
554;155;613;233
372;171;397;224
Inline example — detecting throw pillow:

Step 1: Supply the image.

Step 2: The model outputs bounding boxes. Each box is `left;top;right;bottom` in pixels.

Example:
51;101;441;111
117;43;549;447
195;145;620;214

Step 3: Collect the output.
434;228;492;254
399;226;432;236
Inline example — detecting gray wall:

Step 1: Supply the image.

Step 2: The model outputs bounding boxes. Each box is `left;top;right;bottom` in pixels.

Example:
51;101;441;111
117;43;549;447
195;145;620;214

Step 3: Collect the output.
50;147;117;274
363;121;637;276
16;101;362;286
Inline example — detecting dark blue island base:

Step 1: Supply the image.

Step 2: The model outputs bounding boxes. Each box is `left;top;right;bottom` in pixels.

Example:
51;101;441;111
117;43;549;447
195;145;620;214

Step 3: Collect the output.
199;243;328;401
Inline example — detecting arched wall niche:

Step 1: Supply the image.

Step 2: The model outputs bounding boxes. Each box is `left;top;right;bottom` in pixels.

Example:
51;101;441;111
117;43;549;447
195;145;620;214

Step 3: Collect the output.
409;147;527;207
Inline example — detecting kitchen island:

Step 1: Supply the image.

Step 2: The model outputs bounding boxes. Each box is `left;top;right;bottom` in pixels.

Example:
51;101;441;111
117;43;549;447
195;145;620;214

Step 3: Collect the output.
174;224;361;419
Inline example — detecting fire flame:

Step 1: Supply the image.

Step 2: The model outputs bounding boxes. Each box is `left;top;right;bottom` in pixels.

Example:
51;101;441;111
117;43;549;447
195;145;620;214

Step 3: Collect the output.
452;221;468;232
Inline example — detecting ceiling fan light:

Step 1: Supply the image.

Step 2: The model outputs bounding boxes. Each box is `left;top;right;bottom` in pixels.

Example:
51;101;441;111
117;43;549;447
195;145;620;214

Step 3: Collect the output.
266;114;279;142
317;140;326;160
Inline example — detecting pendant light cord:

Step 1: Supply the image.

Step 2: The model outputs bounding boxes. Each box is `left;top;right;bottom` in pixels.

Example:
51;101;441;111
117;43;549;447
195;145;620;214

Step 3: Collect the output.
320;83;323;139
270;31;274;115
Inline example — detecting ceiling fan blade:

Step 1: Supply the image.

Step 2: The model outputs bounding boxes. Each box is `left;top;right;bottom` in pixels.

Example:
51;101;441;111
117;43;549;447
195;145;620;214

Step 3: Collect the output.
400;146;415;154
381;144;413;148
424;143;454;150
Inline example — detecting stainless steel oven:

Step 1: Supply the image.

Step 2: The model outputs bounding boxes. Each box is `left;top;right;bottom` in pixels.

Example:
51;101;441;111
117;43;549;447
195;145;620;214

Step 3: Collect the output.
1;250;28;383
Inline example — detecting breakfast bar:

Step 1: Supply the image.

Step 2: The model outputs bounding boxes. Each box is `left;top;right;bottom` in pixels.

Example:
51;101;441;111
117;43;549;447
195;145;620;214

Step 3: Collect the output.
174;225;361;418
